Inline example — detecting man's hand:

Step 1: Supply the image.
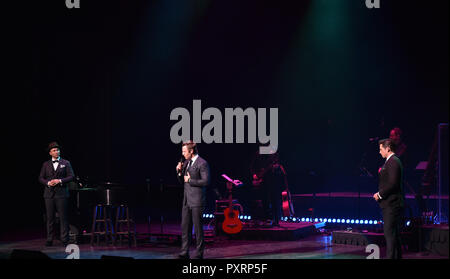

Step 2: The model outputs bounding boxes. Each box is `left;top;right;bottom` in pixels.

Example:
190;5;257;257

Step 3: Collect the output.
233;179;243;186
184;172;190;183
48;179;61;187
176;162;182;172
373;193;380;201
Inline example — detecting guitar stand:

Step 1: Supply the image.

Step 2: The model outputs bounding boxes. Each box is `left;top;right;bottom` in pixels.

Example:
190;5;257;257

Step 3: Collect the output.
219;175;245;235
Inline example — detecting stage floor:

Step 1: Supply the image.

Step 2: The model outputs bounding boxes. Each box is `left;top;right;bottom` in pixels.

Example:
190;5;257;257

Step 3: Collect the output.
0;222;447;259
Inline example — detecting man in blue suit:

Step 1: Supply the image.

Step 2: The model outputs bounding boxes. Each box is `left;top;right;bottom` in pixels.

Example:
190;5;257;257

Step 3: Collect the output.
176;141;210;259
39;142;75;247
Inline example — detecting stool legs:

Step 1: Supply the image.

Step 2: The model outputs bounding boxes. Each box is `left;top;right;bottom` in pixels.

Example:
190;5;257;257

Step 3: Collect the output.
114;205;136;247
90;204;115;246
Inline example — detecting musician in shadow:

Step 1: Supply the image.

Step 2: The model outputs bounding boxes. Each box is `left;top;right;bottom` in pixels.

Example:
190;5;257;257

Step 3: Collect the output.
250;150;286;227
390;127;407;164
389;127;427;216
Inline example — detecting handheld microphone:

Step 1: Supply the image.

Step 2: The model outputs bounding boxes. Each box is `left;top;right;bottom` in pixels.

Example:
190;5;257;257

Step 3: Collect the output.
177;157;185;176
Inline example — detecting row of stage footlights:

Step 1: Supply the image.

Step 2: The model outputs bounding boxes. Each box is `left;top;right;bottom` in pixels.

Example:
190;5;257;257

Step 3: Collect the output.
202;214;387;225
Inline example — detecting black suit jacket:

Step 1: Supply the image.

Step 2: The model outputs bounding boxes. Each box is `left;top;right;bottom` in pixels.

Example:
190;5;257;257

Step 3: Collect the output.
378;155;404;209
38;158;75;198
177;156;210;207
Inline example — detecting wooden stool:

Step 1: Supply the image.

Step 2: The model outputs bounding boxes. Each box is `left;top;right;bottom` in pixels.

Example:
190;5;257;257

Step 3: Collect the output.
114;204;137;247
90;204;115;246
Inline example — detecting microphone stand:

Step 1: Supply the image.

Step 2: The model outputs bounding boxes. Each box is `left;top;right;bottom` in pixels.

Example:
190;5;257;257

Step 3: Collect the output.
146;178;151;237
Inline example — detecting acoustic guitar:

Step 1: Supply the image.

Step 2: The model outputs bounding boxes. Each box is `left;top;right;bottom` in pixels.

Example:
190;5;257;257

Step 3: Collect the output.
222;181;242;234
279;165;295;217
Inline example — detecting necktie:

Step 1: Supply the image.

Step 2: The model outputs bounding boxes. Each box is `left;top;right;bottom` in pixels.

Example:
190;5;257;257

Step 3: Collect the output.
53;160;59;163
185;160;192;175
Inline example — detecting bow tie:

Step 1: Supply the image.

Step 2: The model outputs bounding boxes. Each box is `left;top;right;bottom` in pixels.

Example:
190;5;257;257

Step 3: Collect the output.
52;160;59;163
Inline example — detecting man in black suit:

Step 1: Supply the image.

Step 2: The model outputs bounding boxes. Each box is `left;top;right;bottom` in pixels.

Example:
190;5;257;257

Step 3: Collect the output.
176;141;210;259
373;138;404;259
38;142;75;247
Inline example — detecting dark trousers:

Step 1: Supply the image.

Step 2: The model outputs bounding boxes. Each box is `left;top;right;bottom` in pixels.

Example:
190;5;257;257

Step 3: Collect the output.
44;198;69;242
382;206;403;259
181;203;204;257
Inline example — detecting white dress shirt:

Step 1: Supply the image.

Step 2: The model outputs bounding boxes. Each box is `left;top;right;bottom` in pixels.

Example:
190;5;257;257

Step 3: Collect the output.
48;157;62;187
185;155;198;182
189;154;198;166
52;157;60;171
386;153;395;163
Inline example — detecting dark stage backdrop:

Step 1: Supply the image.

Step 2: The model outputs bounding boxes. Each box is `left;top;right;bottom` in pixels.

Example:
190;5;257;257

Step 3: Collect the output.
6;0;448;235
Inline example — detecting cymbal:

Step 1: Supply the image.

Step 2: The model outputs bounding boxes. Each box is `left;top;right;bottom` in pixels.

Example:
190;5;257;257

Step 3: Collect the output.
98;182;122;186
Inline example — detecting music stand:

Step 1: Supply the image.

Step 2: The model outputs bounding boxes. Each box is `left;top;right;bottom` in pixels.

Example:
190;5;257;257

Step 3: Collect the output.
221;174;244;213
221;174;244;189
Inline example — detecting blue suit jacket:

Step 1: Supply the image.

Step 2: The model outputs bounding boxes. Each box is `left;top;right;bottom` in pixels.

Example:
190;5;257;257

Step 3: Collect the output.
177;156;210;207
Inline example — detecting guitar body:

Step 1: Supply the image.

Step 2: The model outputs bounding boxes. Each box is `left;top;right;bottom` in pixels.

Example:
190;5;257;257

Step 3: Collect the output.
282;190;295;217
222;208;243;234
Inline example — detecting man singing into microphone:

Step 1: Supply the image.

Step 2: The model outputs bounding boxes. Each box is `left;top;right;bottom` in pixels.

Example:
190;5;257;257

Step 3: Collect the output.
373;138;404;259
176;141;210;259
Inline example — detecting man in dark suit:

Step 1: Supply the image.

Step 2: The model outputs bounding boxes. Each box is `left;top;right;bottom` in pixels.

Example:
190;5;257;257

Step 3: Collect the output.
176;141;210;259
373;138;404;259
38;142;75;247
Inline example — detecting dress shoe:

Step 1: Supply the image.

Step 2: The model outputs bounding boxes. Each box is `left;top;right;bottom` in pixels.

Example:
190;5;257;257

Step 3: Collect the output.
178;253;190;259
192;254;203;259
